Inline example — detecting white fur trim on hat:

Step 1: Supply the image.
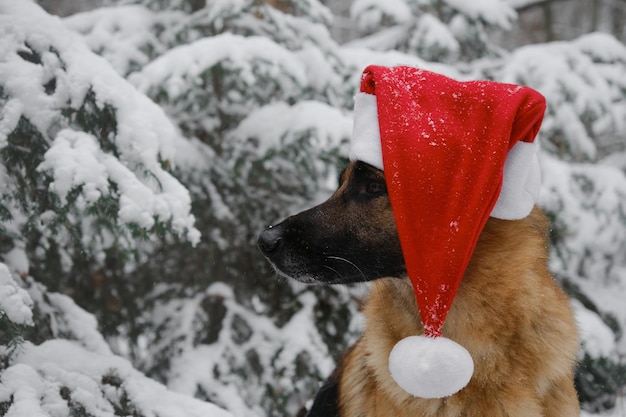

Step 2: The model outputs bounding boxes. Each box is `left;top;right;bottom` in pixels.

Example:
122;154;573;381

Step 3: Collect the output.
349;93;541;220
350;93;383;170
490;140;541;220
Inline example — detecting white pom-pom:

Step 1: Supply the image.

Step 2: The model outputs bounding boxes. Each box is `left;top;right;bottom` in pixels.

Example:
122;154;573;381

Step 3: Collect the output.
388;335;474;398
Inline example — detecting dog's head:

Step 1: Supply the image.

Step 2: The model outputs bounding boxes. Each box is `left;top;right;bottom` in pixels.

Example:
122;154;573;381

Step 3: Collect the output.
258;161;405;284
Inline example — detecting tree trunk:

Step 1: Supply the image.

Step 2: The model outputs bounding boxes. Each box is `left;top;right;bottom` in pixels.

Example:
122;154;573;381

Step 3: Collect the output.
590;0;601;31
543;1;555;41
611;0;625;41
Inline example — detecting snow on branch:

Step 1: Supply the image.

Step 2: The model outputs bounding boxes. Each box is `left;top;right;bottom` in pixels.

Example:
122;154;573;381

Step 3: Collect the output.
130;32;307;111
0;263;33;327
63;5;164;77
497;32;626;161
0;0;200;247
444;0;517;29
0;340;234;417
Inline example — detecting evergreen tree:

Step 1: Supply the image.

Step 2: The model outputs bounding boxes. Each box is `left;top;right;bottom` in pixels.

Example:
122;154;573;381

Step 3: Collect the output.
347;0;516;62
0;2;229;416
66;0;362;414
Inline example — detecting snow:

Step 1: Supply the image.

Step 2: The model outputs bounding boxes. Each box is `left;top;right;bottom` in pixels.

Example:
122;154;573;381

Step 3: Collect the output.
413;14;460;55
0;263;33;326
574;32;626;64
37;130;110;205
129;33;307;98
42;292;113;355
350;0;412;33
229;100;352;158
63;5;162;76
341;46;459;90
539;152;626;360
346;16;460;61
163;286;338;416
572;300;618;359
444;0;516;29
0;340;234;417
496;35;626;162
0;0;201;245
2;248;29;277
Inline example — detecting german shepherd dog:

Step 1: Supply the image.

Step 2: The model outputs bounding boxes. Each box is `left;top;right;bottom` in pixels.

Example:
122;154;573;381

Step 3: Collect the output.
258;161;580;417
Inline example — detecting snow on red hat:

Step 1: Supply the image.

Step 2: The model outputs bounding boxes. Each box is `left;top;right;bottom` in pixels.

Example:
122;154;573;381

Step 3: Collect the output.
349;65;546;398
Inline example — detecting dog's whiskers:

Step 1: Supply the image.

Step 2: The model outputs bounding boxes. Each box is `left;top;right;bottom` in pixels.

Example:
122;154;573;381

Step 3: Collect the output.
323;264;344;279
325;255;368;282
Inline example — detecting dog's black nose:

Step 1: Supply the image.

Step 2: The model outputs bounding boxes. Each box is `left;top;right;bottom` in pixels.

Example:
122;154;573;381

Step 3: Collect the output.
258;225;283;255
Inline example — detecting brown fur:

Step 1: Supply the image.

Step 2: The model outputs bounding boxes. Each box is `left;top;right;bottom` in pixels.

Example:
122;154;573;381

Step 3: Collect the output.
339;208;580;417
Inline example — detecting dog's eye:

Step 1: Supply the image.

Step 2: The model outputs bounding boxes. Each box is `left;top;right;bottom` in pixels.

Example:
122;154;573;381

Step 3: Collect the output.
365;180;386;196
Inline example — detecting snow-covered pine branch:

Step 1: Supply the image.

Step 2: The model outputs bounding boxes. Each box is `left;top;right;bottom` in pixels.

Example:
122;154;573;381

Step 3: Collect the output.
0;0;200;277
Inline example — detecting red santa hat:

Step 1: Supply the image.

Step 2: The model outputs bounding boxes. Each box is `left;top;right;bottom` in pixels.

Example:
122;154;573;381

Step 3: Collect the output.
350;65;546;398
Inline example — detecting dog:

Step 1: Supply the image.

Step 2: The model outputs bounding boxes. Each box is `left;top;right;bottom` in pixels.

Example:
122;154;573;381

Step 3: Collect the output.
258;160;580;417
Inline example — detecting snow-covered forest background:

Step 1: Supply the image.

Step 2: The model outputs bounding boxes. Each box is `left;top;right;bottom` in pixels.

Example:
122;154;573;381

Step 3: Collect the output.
0;0;625;416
